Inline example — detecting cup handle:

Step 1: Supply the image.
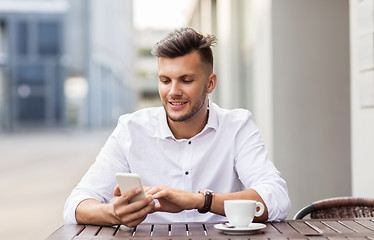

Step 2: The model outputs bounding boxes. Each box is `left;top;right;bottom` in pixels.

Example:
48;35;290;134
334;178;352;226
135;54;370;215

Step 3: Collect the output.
255;202;265;217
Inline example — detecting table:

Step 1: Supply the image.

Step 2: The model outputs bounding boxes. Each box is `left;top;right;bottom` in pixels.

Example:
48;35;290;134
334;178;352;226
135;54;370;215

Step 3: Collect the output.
47;218;374;239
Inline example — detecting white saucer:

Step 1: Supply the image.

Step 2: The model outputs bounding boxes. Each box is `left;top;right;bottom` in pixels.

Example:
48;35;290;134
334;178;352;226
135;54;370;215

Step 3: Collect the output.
214;223;266;235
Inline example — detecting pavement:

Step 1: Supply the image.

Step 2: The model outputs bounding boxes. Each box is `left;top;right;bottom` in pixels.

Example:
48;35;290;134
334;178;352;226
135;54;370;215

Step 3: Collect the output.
0;128;112;240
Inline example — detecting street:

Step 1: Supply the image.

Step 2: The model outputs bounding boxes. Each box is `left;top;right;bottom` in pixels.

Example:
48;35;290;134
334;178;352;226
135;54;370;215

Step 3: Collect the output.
0;128;112;240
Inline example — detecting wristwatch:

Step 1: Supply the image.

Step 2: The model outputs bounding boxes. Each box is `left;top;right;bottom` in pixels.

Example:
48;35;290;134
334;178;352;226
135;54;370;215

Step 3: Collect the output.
198;189;214;213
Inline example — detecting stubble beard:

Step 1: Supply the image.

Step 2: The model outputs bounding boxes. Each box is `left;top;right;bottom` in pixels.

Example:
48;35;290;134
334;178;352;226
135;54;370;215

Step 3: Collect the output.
164;90;207;123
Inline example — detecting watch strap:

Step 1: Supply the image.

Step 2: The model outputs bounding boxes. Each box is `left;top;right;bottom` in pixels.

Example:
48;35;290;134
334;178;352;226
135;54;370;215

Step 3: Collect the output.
198;190;214;213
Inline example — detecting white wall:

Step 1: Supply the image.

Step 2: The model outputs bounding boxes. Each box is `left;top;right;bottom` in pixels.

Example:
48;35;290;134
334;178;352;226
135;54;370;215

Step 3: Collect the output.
350;0;374;197
249;0;274;161
216;0;240;109
271;0;351;218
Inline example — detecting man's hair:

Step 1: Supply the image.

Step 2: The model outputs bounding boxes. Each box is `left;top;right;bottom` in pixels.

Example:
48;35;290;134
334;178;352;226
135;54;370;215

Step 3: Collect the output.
151;27;217;68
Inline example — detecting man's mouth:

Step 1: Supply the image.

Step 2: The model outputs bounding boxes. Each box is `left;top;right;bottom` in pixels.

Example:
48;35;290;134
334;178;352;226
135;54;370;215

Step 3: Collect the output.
169;101;188;106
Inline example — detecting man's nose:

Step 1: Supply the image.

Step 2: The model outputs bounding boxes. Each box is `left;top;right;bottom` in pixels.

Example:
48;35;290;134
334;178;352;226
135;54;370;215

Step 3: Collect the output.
169;81;182;96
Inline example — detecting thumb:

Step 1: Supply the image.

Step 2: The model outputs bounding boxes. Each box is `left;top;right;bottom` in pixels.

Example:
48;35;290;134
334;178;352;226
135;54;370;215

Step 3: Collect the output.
113;185;121;196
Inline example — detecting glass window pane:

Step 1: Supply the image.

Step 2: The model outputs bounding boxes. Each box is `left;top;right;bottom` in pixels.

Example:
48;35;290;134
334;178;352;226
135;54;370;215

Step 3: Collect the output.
16;64;45;84
37;21;60;56
16;21;28;55
17;96;45;121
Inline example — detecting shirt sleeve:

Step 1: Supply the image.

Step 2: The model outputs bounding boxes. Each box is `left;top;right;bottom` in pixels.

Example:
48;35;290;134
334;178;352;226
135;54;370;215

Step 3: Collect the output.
63;121;130;224
234;114;291;221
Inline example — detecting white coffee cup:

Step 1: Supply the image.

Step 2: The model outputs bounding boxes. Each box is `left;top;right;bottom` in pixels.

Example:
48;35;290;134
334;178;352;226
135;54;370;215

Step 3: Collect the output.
224;200;265;227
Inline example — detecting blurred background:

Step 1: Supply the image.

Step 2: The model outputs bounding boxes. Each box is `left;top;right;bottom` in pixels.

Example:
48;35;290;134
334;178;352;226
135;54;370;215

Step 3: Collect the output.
0;0;372;239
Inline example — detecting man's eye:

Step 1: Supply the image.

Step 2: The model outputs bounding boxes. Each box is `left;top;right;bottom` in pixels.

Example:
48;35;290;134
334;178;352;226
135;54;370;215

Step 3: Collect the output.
160;78;170;84
183;79;193;83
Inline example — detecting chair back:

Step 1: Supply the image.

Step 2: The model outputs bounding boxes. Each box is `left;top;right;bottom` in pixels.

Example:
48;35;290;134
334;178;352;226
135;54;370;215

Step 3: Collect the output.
311;197;374;219
294;197;374;220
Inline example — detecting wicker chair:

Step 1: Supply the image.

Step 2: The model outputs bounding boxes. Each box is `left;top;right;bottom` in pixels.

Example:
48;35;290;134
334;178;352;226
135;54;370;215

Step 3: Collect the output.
293;197;374;220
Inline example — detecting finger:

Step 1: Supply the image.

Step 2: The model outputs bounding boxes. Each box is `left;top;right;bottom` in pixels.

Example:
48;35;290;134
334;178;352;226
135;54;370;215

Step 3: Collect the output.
143;186;152;191
115;195;154;217
127;195;154;212
144;186;162;195
153;202;162;212
147;199;158;213
148;186;170;197
152;189;170;199
113;187;147;214
144;186;154;195
120;187;143;203
113;185;121;196
119;199;155;224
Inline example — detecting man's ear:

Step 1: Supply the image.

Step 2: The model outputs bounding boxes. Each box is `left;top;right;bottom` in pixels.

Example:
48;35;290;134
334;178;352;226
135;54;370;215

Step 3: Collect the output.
207;73;217;94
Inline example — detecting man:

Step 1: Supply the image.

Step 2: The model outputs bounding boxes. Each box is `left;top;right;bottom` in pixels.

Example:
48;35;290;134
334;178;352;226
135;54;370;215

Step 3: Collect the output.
64;27;290;227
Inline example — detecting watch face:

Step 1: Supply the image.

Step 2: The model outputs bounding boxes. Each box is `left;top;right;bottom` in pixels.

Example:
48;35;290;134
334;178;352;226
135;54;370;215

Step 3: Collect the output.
206;190;214;195
199;189;213;193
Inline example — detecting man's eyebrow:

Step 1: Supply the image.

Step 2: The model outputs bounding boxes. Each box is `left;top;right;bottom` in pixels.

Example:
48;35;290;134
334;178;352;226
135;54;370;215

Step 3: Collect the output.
158;74;197;79
178;74;197;79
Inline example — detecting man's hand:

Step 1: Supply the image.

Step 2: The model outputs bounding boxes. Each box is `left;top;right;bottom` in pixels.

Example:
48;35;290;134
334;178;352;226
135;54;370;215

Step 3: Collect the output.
145;186;203;213
111;185;155;227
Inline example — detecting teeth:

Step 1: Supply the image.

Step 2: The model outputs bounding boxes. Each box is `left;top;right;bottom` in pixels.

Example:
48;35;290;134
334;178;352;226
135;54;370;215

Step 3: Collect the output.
171;102;185;105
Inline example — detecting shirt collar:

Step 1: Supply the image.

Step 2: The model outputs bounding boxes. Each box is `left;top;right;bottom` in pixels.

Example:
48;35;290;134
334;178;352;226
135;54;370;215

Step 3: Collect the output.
157;98;219;140
158;108;174;139
206;98;219;131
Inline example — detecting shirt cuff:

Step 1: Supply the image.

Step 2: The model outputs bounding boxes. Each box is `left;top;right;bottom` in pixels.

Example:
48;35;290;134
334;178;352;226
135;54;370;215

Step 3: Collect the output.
251;185;289;222
63;194;100;224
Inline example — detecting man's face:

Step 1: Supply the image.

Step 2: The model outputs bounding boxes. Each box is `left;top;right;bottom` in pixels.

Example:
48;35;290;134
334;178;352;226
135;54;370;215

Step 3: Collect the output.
158;51;216;123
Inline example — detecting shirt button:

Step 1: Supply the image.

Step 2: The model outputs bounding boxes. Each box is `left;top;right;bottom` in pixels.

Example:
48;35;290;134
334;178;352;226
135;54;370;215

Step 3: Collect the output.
188;141;191;144
185;171;189;175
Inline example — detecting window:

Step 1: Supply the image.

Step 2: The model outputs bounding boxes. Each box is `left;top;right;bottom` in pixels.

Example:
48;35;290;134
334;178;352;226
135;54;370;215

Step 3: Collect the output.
17;96;45;121
16;21;28;55
37;21;60;56
16;64;45;84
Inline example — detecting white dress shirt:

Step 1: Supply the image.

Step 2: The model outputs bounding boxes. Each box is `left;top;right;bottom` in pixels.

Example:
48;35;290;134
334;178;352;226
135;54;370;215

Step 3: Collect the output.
64;100;290;224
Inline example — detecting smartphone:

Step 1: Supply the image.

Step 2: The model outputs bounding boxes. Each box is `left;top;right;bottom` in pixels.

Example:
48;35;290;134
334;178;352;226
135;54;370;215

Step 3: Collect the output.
115;173;146;203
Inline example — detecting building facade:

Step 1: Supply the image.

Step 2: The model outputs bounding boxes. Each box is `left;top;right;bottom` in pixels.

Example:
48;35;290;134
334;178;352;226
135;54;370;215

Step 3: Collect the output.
0;1;67;130
0;0;136;131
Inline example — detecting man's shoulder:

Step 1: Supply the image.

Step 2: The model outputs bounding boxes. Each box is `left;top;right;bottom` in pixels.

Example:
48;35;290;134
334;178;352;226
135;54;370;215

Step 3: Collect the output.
212;102;253;123
211;103;259;141
118;107;163;125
